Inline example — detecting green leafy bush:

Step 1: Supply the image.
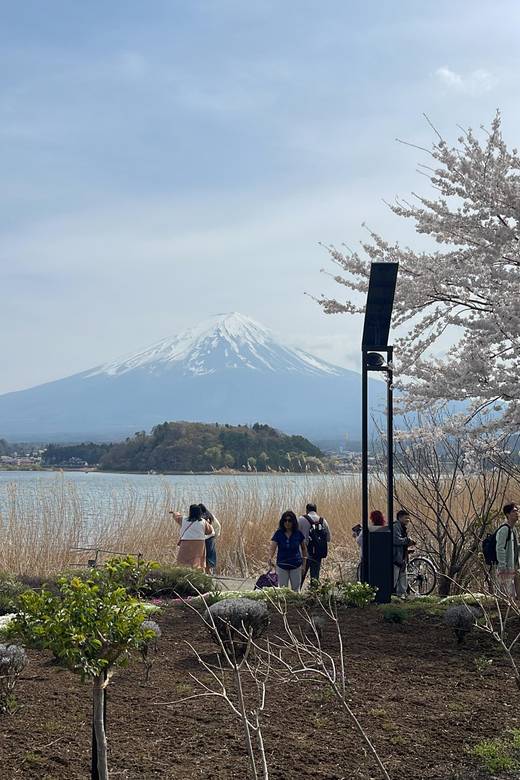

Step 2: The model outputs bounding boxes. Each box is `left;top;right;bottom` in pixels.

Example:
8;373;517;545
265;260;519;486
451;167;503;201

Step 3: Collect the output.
3;560;211;604
310;578;376;608
40;568;95;595
341;581;377;608
25;558;160;599
471;737;519;774
19;558;160;599
6;556;159;778
144;565;214;598
380;604;407;624
102;556;159;597
507;729;520;749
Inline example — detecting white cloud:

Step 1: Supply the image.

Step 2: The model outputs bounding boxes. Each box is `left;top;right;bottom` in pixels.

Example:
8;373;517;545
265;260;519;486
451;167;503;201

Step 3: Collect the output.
434;66;496;93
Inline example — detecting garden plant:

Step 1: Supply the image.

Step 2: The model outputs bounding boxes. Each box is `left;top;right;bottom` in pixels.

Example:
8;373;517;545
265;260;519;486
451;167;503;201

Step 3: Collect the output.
6;555;159;780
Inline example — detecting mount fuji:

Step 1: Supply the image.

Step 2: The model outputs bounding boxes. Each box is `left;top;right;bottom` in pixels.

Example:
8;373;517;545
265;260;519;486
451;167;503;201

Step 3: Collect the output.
0;313;383;444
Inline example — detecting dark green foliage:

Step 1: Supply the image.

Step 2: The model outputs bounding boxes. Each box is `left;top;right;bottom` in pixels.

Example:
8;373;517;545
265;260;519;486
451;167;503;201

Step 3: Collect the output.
41;556;160;600
309;578;377;608
18;568;96;598
471;731;520;774
0;439;11;457
0;573;27;616
380;604;407;623
0;596;15;617
144;565;214;598
0;439;44;457
102;556;160;598
97;421;327;473
41;442;116;466
3;563;210;604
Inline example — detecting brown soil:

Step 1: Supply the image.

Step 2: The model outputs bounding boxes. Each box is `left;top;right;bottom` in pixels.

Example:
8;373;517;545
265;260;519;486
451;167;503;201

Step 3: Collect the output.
1;601;520;780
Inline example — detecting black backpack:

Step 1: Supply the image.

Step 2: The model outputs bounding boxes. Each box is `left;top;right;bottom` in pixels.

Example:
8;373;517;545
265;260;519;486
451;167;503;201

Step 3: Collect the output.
482;523;512;567
305;515;328;560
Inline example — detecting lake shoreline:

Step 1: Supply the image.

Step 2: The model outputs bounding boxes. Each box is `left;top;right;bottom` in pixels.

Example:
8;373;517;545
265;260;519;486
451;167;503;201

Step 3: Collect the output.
0;466;336;476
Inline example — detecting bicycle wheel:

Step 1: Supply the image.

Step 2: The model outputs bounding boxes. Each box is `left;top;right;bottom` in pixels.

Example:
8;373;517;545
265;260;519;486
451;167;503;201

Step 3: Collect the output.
407;557;436;596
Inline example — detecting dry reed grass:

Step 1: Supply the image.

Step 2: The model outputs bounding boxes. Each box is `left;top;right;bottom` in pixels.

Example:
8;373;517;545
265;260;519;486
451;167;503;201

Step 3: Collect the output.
0;474;391;578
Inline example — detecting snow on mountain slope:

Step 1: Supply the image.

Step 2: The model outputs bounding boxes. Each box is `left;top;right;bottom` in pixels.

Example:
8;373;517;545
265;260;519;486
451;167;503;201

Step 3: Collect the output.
0;311;369;443
86;312;346;379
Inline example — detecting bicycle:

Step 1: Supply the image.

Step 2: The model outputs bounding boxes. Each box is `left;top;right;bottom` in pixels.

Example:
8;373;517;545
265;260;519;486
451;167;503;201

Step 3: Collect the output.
355;555;437;596
406;556;436;596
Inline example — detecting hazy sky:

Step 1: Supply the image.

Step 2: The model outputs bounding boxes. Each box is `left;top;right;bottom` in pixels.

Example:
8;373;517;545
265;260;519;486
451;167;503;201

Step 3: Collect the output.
2;0;520;394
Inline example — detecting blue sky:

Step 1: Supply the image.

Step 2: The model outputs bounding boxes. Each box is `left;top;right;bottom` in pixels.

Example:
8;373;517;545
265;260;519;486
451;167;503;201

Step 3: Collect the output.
1;0;520;394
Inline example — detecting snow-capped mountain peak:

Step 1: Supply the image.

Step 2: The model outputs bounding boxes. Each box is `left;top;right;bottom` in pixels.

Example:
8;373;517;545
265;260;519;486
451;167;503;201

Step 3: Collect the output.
86;312;345;379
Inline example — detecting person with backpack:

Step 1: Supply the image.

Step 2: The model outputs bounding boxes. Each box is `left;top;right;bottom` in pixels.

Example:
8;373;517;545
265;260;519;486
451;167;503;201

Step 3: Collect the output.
298;503;331;586
495;503;520;597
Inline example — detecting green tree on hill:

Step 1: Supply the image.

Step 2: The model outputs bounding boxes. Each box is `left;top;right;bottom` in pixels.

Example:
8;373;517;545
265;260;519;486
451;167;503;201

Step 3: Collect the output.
97;421;328;473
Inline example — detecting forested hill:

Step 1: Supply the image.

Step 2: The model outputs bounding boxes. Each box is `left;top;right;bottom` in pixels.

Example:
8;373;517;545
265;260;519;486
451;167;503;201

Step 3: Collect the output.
96;422;329;473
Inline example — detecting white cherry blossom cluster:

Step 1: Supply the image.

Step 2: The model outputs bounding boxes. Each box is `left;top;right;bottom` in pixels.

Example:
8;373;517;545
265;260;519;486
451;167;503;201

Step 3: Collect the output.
319;113;520;442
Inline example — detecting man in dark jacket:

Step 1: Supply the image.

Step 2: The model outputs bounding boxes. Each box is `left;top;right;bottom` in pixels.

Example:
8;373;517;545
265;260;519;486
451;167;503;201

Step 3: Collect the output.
393;510;414;596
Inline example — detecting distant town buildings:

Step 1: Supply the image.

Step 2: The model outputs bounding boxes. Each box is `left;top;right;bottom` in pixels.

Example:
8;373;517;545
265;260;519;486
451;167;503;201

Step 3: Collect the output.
0;454;42;466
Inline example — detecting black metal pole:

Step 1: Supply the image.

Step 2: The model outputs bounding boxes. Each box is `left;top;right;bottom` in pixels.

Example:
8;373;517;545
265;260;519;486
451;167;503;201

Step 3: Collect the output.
361;348;369;582
386;346;394;596
360;262;398;601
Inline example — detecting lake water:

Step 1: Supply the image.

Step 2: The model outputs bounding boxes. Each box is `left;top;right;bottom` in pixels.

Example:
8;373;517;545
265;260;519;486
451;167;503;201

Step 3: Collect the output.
0;468;356;495
0;470;360;522
0;470;362;576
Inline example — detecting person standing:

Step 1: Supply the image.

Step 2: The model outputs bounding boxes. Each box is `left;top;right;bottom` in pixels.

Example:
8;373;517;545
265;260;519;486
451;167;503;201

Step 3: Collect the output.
199;503;221;574
496;503;520;597
355;510;385;581
393;510;414;597
269;511;307;591
170;505;212;570
298;503;331;586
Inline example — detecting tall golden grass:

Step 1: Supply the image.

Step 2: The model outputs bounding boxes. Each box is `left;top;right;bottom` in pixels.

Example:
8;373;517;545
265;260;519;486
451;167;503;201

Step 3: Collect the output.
1;472;507;583
0;474;389;578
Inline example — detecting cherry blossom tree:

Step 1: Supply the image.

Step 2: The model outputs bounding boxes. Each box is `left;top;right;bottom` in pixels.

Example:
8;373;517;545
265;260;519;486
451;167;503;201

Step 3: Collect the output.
319;113;520;442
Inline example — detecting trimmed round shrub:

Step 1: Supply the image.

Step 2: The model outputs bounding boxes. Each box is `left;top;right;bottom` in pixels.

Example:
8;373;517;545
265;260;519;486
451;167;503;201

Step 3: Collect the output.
444;604;481;644
205;598;269;658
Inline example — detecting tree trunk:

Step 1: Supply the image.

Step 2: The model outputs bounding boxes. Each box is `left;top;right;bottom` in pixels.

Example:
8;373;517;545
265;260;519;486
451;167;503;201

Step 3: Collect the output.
93;675;109;780
438;574;452;597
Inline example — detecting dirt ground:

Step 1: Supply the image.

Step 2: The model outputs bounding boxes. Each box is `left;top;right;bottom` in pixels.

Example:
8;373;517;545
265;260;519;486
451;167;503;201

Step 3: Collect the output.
1;600;520;780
